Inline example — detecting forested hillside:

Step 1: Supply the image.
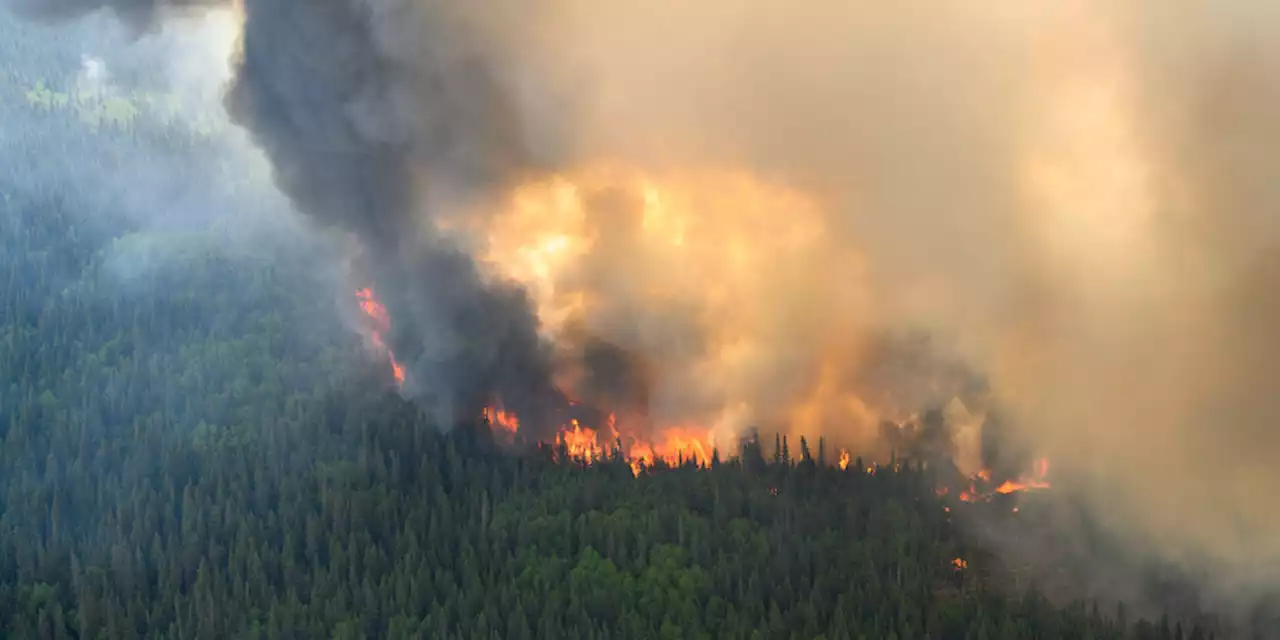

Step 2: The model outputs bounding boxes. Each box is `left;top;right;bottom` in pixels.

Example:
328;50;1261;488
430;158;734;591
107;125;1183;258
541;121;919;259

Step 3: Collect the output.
0;10;1232;640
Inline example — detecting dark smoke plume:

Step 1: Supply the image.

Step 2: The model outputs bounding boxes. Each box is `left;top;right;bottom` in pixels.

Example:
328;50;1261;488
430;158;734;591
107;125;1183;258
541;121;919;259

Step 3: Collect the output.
15;0;1280;630
7;0;570;432
223;0;567;432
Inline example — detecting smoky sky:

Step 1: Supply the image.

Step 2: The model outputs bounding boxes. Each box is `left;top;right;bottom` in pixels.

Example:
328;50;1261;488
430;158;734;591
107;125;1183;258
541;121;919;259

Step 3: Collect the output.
492;0;1280;619
7;0;571;432
225;0;568;432
9;0;1280;626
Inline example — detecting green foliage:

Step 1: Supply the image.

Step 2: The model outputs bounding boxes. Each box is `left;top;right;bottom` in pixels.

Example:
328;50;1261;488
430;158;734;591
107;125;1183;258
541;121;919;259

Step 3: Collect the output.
0;14;1217;639
7;65;220;136
0;198;1192;637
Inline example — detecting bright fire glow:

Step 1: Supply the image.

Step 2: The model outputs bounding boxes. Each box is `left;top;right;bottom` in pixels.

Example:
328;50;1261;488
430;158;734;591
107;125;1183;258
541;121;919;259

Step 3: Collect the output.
355;165;1054;490
355;287;405;385
483;405;520;435
957;457;1051;502
437;162;890;466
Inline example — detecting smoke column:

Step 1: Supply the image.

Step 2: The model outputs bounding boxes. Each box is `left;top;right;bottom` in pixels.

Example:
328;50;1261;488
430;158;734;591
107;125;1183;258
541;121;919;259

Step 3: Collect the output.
9;0;574;432
221;0;573;431
487;0;1280;624
8;0;1280;627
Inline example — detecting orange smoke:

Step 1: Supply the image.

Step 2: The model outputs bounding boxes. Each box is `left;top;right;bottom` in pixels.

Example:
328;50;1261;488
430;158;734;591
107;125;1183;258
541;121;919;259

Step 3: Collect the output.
353;282;1051;488
434;162;904;476
434;162;939;458
360;163;1005;479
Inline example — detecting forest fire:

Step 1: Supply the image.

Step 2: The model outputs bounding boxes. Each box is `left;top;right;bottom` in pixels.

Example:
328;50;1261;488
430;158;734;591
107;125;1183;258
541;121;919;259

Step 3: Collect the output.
433;162;890;452
355;288;405;385
957;457;1052;503
352;165;1044;485
354;282;1055;497
557;420;602;460
482;405;520;435
527;410;717;477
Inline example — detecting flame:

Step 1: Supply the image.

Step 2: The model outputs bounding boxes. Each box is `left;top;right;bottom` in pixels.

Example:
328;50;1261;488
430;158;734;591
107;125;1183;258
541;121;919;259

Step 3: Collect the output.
482;405;520;435
557;419;604;462
350;284;1053;494
651;427;711;466
483;398;722;475
554;415;715;475
956;457;1052;503
952;557;968;570
436;162;892;458
355;288;405;385
354;164;1034;488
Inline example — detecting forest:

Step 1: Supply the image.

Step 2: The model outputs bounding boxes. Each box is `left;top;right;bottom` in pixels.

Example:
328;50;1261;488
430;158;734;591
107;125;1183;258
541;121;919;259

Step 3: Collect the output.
0;9;1262;640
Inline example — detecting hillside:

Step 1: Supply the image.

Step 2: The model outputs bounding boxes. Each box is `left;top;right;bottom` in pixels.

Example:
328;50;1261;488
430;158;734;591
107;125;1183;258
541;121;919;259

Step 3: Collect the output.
0;9;1245;640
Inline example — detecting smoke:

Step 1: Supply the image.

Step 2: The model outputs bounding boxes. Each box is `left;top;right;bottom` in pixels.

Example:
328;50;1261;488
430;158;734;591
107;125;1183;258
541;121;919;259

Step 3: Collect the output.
9;0;571;431
11;0;1280;627
221;0;573;430
492;0;1280;625
5;0;220;32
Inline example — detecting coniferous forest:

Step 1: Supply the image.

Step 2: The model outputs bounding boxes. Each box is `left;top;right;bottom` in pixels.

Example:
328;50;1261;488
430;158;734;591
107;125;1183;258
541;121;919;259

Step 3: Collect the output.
0;9;1262;640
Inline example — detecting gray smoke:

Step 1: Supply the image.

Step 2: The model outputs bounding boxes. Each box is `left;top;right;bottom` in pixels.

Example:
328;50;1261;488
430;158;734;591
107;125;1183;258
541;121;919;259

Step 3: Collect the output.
13;0;1280;630
224;0;568;431
5;0;219;32
7;0;570;432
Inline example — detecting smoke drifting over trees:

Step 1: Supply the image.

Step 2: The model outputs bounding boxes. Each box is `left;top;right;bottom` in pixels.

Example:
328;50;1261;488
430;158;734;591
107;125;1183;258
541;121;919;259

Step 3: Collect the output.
13;0;574;432
7;0;1280;631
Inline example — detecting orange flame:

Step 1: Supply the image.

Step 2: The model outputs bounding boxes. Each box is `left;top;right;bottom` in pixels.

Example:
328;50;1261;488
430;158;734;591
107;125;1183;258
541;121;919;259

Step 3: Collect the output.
482;405;520;435
479;401;721;476
557;419;603;461
956;457;1052;502
356;287;389;332
994;478;1051;494
952;557;968;570
650;427;711;467
355;288;405;385
355;285;1051;497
